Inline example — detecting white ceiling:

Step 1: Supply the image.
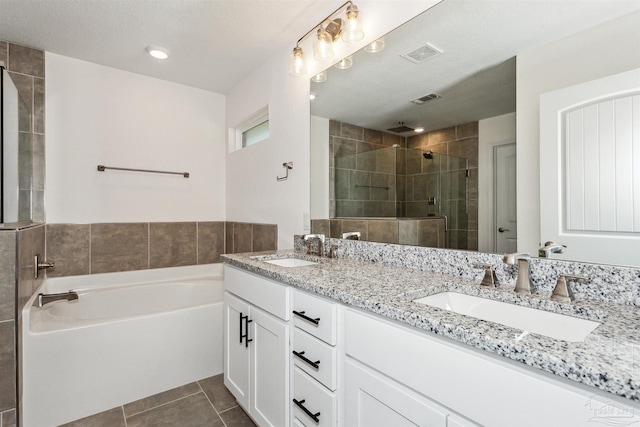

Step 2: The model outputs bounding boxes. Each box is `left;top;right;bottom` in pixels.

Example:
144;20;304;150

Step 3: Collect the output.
0;0;344;93
310;0;640;134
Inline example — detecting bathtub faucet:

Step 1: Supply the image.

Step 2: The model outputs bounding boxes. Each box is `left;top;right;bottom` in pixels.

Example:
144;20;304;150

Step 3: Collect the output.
37;291;79;308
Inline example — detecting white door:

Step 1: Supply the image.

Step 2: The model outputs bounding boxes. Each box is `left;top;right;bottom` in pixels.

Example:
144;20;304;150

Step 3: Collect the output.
345;358;448;427
540;68;640;266
250;306;289;427
494;143;517;253
223;292;250;410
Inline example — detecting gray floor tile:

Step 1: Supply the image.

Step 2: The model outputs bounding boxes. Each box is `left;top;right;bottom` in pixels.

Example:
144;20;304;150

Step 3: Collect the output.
123;382;200;416
219;406;256;427
198;374;237;413
126;393;223;427
58;407;126;427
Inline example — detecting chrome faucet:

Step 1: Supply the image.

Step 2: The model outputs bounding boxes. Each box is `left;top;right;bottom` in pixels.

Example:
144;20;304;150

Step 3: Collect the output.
303;234;325;256
503;252;536;295
340;231;361;240
34;255;55;279
550;274;590;303
538;241;566;258
37;291;78;308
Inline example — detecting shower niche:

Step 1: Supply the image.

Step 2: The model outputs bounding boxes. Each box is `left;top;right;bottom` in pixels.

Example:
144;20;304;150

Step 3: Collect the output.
327;120;478;250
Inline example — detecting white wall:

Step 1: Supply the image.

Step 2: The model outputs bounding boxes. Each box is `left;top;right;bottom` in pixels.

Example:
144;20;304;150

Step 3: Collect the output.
46;53;226;223
478;112;516;253
225;0;442;249
516;10;640;254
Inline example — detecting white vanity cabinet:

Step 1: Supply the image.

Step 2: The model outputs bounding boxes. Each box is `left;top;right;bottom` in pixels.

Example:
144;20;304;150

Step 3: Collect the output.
290;289;340;426
223;266;291;427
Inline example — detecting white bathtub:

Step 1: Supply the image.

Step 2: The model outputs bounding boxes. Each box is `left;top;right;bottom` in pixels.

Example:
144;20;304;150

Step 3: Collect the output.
22;264;224;427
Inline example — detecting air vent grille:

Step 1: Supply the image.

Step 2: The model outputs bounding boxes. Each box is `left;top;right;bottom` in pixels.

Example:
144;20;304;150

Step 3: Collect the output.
401;43;443;64
411;93;441;105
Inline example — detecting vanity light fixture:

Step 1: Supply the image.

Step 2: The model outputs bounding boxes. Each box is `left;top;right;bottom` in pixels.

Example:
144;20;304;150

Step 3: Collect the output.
289;1;364;76
311;70;327;82
145;46;169;60
365;38;385;53
334;55;353;69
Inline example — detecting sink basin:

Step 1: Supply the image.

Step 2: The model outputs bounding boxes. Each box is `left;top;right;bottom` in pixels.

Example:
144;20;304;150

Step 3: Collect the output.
413;292;599;342
263;258;319;267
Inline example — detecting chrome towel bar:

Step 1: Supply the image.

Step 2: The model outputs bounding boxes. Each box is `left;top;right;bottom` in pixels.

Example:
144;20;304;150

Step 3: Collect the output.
97;165;189;178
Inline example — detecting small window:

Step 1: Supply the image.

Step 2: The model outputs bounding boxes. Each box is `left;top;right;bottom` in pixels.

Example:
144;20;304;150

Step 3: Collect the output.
231;106;270;151
242;119;269;147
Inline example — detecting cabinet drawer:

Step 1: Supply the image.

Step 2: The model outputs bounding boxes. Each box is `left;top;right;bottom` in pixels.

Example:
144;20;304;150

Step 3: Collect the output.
292;329;337;391
225;265;290;320
292;368;336;427
293;290;336;345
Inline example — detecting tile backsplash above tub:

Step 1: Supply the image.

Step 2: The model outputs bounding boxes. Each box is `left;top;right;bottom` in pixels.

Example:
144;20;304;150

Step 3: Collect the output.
46;221;276;277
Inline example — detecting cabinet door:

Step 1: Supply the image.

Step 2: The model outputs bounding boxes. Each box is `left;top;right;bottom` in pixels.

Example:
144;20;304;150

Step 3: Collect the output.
345;359;447;427
223;292;250;410
250;306;290;427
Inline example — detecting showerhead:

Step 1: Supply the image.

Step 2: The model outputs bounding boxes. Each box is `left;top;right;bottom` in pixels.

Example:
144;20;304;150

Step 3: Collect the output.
423;150;433;159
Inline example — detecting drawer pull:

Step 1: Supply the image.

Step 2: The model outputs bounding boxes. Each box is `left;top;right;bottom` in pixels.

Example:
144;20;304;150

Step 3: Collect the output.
292;350;320;369
293;310;320;325
293;398;321;423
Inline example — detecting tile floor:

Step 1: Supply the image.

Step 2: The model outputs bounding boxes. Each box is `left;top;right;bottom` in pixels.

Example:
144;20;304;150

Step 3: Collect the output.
59;374;255;427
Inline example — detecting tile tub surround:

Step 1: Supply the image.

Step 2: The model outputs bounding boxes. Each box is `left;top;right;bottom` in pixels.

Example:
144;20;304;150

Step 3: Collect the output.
222;241;640;401
59;374;255;427
45;221;276;277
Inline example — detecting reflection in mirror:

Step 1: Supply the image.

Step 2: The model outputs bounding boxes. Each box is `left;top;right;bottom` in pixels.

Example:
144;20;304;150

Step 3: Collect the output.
310;1;640;263
1;66;33;225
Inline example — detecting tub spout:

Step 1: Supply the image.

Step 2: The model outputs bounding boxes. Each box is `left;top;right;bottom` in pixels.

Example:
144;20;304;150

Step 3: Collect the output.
37;291;78;308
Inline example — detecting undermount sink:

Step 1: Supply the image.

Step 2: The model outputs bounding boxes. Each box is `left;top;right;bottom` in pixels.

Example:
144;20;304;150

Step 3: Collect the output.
263;258;319;267
413;292;600;342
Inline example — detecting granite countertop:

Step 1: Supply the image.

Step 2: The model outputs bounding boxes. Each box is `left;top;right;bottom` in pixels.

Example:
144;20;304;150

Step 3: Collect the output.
221;250;640;402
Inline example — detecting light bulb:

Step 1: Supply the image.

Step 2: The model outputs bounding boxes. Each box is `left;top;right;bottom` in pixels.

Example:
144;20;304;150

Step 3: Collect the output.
311;70;327;82
334;56;353;70
365;38;385;53
342;4;364;43
314;28;334;61
289;46;307;76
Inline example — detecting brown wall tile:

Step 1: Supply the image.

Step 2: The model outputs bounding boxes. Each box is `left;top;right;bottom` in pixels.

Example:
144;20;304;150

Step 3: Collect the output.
310;220;330;236
0;232;16;322
340;123;363;140
33;77;45;134
2;408;16;427
8;43;44;78
91;223;149;274
8;72;32;132
46;224;90;277
0;41;7;65
32;134;45;191
252;224;277;252
232;223;252;254
197;222;225;264
225;222;234;254
341;219;368;240
17;225;45;313
456;122;478;139
368;220;398;244
0;320;16;412
149;222;197;269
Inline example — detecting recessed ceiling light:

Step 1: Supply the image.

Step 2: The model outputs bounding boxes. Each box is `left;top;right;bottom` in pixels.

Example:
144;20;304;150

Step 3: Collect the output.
146;46;169;60
414;127;425;133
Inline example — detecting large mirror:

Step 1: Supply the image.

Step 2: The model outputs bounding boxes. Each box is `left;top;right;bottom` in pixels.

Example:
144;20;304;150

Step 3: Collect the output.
1;66;33;226
310;0;640;266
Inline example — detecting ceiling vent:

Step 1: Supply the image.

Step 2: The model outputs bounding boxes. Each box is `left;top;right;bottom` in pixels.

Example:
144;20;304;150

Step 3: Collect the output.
411;93;442;105
401;43;443;64
387;124;415;133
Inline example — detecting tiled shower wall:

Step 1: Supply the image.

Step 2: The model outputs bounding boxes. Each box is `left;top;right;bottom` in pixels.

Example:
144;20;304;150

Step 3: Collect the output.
0;41;46;223
45;221;277;277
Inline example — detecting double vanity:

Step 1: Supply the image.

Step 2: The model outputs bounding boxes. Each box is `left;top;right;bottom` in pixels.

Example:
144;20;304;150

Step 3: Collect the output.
222;237;639;426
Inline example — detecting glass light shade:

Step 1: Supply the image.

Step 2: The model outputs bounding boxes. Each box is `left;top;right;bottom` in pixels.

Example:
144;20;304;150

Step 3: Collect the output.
342;4;364;43
334;56;353;70
365;38;385;53
314;28;334;61
311;70;327;82
289;46;307;76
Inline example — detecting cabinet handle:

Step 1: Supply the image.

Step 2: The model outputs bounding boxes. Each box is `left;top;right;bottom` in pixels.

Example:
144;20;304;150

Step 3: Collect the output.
293;398;321;423
293;310;320;325
292;350;321;369
239;312;244;344
244;317;253;348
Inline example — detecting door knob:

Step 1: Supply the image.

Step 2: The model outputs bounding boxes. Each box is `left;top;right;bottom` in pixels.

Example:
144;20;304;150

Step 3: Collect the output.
498;227;510;233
